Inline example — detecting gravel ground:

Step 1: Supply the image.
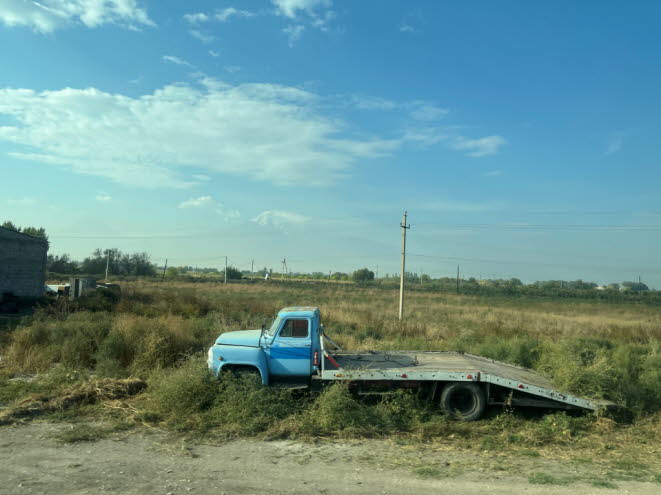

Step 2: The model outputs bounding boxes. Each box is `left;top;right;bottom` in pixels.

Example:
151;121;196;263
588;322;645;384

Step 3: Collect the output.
0;422;657;495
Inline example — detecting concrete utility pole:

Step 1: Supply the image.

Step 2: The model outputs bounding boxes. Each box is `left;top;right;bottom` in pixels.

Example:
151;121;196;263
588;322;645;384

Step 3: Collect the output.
105;250;110;281
399;211;410;321
161;259;168;282
281;258;287;279
224;256;228;284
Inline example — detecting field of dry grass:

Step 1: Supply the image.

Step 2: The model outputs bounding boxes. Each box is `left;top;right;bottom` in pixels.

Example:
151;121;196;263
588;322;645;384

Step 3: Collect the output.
0;279;660;485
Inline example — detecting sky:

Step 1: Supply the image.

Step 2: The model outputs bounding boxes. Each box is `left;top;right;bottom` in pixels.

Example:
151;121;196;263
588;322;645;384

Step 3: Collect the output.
0;0;660;286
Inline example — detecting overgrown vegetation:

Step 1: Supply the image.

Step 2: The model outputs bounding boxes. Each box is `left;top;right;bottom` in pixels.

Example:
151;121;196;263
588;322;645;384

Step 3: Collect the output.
0;280;660;478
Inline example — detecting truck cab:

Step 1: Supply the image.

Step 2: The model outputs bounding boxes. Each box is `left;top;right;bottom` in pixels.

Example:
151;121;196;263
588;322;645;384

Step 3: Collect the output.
207;306;322;385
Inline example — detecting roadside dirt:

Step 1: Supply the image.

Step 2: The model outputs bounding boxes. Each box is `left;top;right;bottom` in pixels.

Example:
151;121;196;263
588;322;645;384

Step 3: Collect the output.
0;422;657;495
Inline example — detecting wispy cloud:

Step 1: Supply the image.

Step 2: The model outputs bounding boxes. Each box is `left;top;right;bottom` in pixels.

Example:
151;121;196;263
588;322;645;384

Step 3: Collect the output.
252;210;308;229
6;197;36;206
162;55;194;68
349;96;448;122
283;24;305;47
273;0;335;44
189;29;215;44
420;199;504;212
484;169;503;177
409;103;449;121
208;50;220;58
215;7;255;22
605;132;624;155
192;174;211;181
183;7;255;24
178;196;214;208
95;192;111;202
398;10;424;34
272;0;332;18
0;0;154;33
178;195;239;220
183;12;209;24
451;135;507;157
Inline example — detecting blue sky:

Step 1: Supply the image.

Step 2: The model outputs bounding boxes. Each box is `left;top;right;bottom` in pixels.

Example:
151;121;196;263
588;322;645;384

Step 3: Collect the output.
1;1;660;286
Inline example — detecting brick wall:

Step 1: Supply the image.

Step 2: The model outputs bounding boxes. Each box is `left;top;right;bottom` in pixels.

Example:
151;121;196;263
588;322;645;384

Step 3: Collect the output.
0;228;48;298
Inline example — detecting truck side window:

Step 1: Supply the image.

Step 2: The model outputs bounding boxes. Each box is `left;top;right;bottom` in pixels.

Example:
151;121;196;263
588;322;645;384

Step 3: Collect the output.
279;319;309;338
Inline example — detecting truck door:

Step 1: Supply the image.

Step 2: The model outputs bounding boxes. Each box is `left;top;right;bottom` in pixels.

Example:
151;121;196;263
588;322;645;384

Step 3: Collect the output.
266;317;312;378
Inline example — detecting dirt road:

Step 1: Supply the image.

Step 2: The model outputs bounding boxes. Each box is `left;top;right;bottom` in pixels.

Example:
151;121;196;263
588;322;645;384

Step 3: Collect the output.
0;422;656;495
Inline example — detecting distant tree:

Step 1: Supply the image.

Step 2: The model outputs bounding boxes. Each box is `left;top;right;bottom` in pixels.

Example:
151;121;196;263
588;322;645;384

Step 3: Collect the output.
165;267;181;278
225;266;242;280
47;253;78;274
2;221;49;245
352;268;375;283
622;281;649;292
2;221;18;231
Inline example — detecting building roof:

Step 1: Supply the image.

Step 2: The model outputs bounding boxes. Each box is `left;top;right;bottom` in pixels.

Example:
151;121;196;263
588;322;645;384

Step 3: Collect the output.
0;225;48;244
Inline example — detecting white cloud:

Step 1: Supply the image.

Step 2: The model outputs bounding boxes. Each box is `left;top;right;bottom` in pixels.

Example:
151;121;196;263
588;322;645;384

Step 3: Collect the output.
184;7;254;25
6;197;36;206
183;12;209;24
605;132;624;155
451;135;507;157
0;80;401;188
399;23;415;33
351;95;397;111
410;103;448;121
349;96;447;122
208;50;220;58
95;192;111;201
283;24;305;47
215;7;254;22
178;196;214;208
252;210;308;228
162;55;194;68
192;174;211;181
189;29;215;44
178;195;239;220
272;0;332;18
484;169;503;177
0;0;153;33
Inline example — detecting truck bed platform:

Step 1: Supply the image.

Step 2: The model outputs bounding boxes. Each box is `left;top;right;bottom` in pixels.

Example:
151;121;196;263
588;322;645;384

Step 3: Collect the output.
318;351;613;412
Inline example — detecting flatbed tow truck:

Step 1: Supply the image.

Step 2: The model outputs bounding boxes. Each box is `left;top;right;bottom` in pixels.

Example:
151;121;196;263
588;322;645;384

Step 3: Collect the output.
208;306;615;420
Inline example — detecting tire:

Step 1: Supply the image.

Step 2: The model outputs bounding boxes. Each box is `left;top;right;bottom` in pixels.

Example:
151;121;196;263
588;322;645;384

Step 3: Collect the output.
439;382;486;421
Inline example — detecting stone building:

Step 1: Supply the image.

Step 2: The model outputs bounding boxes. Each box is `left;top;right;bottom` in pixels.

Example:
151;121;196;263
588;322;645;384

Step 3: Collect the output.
0;226;49;298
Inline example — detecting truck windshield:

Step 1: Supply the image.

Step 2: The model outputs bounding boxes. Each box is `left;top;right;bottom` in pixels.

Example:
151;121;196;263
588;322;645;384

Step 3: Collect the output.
266;317;282;336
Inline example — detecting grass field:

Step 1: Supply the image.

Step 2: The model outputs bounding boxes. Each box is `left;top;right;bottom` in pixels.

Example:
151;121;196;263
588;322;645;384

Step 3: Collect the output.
0;280;660;482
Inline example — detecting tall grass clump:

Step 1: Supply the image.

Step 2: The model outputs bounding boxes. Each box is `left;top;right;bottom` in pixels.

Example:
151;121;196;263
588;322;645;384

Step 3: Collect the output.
145;357;303;437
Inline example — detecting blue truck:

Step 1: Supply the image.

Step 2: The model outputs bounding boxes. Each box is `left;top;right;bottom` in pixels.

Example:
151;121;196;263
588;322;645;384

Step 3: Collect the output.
208;306;613;420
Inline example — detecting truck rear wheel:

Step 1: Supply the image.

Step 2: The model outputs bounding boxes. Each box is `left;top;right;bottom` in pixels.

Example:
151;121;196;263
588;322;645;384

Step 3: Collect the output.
440;382;486;421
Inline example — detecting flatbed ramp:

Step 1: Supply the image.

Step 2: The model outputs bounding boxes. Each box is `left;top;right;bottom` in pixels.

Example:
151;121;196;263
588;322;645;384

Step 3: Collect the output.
319;351;613;412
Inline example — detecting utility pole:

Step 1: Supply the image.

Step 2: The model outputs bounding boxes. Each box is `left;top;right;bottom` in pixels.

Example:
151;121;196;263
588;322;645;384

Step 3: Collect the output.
224;256;228;284
399;211;410;321
161;259;168;282
105;250;110;281
251;259;254;276
456;265;460;294
376;264;379;280
639;275;642;296
281;258;287;279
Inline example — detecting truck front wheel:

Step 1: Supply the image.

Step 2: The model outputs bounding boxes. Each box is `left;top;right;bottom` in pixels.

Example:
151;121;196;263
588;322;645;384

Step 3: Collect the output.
440;382;486;421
